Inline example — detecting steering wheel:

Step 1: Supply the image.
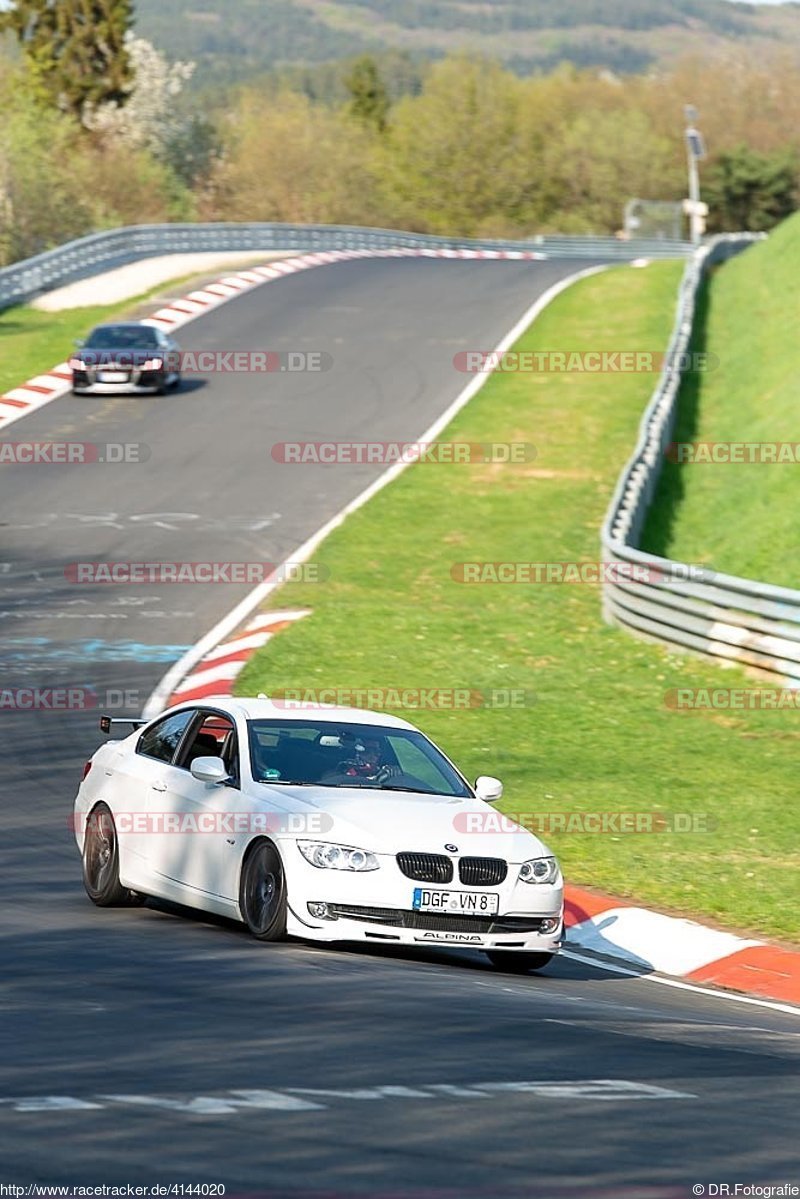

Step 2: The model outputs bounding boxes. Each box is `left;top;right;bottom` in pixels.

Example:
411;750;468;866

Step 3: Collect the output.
327;759;398;780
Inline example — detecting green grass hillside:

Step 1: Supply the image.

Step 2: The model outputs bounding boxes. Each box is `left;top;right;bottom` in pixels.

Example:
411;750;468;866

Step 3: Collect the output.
643;213;800;585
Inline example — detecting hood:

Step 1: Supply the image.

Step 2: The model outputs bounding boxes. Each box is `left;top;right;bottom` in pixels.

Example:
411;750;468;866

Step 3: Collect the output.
256;783;551;862
79;348;160;365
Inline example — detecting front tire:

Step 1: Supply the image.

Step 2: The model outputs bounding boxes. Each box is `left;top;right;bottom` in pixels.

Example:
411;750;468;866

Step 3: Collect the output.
83;803;131;907
239;841;287;941
486;951;554;973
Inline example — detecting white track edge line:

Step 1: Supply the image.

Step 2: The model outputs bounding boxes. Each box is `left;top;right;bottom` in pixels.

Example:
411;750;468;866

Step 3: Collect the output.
560;949;800;1017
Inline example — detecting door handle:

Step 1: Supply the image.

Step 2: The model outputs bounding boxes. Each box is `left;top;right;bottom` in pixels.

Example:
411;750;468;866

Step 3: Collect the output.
151;781;168;793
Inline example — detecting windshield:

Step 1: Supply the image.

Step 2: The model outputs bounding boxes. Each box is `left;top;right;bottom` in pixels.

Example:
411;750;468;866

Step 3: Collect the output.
85;325;160;349
247;718;471;797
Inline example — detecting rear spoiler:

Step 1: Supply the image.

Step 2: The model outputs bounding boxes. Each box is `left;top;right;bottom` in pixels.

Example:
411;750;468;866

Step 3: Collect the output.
99;714;147;734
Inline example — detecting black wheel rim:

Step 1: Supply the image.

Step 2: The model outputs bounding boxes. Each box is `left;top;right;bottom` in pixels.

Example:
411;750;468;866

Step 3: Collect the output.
85;810;116;893
244;846;284;935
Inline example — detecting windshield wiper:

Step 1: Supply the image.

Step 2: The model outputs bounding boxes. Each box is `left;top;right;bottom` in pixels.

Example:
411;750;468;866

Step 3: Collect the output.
376;784;437;794
257;778;317;786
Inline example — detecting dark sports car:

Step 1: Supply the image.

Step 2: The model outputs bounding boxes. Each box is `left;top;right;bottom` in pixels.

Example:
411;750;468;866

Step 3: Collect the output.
70;322;181;395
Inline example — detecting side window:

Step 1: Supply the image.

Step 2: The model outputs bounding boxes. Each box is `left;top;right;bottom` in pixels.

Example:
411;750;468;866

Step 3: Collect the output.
137;710;196;764
177;712;239;785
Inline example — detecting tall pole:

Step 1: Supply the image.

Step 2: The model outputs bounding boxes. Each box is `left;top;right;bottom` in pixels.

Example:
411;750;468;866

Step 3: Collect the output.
687;142;701;245
684;104;706;246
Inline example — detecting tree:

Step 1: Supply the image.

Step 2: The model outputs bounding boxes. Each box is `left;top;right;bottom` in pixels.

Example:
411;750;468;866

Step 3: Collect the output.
380;58;531;236
1;0;134;123
539;107;680;233
704;145;798;233
0;68;93;262
83;33;214;188
0;63;193;267
201;90;382;227
83;33;197;157
344;55;390;133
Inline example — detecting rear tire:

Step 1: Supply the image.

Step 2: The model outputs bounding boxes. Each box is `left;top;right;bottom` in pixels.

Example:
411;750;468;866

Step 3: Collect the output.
239;841;287;941
83;804;131;907
486;951;554;973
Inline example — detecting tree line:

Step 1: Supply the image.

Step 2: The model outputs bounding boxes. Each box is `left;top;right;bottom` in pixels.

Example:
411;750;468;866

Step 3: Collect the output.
0;1;797;267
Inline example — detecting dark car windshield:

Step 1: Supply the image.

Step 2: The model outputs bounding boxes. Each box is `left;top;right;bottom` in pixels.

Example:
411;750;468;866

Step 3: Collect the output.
85;325;160;349
248;718;472;797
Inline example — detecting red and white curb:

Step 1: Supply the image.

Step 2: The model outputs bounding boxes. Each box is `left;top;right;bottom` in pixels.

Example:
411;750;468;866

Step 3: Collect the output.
0;247;546;434
565;886;800;1006
167;609;310;706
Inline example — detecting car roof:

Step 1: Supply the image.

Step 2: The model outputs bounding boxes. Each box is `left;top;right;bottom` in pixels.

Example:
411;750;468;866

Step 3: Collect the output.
163;694;419;731
90;321;152;331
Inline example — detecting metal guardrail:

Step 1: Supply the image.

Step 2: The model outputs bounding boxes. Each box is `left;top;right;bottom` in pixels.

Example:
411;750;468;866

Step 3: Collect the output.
599;232;800;682
0;221;693;309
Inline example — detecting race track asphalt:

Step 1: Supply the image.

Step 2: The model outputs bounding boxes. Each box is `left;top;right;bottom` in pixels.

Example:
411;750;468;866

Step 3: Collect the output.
1;258;797;1197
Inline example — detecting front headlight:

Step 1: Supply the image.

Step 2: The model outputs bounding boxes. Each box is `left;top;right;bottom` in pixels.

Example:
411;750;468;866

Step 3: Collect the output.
298;841;379;871
518;856;559;885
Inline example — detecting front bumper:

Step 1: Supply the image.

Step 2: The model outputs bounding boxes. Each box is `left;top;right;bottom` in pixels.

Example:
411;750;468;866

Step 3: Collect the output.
287;902;562;952
73;382;162;395
72;369;173;394
283;848;563;952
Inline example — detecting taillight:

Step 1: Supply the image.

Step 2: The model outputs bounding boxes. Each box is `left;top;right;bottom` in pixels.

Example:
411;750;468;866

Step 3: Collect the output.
82;760;93;781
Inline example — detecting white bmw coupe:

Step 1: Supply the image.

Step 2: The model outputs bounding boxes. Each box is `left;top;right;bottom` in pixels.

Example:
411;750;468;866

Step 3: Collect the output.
73;696;563;972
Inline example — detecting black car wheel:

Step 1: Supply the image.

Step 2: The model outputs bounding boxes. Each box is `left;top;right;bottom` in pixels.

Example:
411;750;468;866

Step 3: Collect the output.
239;841;288;941
83;803;134;907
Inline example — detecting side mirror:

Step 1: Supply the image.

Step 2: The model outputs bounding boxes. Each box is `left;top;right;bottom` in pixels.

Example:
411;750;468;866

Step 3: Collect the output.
475;775;503;804
190;756;230;785
73;338;85;347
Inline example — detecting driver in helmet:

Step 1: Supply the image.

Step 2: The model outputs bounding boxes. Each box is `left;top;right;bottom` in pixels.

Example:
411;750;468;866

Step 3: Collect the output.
340;734;402;783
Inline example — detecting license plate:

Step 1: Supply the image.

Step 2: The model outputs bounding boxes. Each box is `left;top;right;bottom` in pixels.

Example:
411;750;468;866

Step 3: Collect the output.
97;371;128;382
413;888;499;915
